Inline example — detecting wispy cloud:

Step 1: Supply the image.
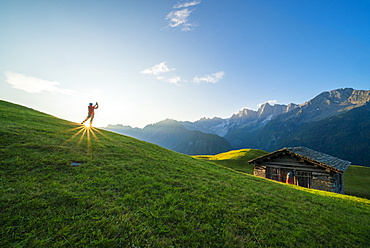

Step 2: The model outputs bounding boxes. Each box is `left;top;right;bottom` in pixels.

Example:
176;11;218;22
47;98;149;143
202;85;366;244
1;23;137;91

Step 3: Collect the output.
140;62;174;75
173;1;201;9
193;71;225;84
166;1;201;31
158;75;182;86
141;62;182;86
141;62;225;86
4;71;78;95
166;9;194;31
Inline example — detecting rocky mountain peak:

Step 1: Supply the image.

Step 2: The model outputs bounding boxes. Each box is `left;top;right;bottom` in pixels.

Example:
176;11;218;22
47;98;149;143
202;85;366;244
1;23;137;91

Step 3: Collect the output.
231;102;295;120
328;87;354;99
286;103;299;112
257;103;292;119
231;108;258;120
280;88;370;123
301;88;369;108
348;89;370;105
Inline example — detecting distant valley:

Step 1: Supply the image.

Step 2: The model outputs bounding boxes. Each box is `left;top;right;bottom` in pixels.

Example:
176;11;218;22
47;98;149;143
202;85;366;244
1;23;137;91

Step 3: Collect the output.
105;88;370;166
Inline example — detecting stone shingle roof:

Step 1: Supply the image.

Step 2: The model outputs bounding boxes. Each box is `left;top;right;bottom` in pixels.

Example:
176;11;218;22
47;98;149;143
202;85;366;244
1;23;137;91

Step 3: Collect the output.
249;147;351;172
285;147;351;172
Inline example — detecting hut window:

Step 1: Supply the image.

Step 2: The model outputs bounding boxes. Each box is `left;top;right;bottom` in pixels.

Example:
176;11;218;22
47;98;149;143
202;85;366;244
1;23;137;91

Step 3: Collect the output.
266;167;279;181
270;168;280;181
296;171;312;188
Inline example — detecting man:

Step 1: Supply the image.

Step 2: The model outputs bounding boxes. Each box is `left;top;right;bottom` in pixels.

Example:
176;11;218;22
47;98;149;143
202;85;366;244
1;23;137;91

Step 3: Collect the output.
286;171;294;184
81;102;99;126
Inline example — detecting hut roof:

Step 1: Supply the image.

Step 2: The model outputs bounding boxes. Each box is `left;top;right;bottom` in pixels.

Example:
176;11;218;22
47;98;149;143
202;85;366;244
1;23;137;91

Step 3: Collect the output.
248;147;351;173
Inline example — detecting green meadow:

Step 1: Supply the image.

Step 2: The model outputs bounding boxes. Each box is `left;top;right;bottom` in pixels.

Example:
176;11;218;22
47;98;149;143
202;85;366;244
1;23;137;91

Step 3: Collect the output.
1;100;370;247
344;165;370;199
193;149;268;175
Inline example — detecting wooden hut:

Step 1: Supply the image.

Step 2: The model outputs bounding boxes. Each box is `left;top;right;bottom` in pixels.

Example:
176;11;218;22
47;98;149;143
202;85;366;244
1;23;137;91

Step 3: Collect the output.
248;147;351;193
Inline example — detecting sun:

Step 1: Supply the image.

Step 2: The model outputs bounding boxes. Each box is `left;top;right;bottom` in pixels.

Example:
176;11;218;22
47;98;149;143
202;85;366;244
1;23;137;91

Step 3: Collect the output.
83;122;91;128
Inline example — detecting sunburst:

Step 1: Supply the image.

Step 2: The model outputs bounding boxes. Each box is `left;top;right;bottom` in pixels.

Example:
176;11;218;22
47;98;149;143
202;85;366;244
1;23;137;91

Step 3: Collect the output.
63;124;104;155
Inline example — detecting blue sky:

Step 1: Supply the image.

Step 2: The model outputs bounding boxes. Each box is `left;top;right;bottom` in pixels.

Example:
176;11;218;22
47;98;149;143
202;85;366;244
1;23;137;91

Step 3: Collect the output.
1;0;369;128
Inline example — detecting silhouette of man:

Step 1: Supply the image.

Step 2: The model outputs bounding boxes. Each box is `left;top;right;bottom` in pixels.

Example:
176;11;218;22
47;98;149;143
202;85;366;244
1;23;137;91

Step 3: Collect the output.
81;102;99;126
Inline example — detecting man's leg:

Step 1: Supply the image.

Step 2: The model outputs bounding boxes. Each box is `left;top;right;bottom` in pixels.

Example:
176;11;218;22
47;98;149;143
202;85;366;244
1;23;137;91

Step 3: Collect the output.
89;115;95;126
81;115;91;124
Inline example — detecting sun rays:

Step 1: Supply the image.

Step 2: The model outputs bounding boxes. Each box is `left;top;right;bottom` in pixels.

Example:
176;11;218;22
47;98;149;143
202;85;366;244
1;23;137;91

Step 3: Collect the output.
63;124;106;155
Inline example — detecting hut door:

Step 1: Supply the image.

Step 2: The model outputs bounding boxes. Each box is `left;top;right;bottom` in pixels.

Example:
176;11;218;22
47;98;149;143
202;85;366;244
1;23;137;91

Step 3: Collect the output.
295;171;312;188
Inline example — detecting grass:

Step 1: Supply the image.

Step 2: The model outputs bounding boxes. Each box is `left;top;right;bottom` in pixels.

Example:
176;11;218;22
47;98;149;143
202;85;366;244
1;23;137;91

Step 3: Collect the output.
193;149;268;175
344;165;370;199
1;100;370;247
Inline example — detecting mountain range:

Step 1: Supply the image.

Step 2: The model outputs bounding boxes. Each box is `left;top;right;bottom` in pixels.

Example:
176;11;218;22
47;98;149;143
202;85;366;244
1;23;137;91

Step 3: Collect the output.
105;88;370;166
106;119;232;155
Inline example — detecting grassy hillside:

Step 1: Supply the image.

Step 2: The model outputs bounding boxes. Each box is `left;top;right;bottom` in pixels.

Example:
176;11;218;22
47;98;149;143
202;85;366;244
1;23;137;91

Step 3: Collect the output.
193;149;268;175
345;165;370;199
1;100;370;247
